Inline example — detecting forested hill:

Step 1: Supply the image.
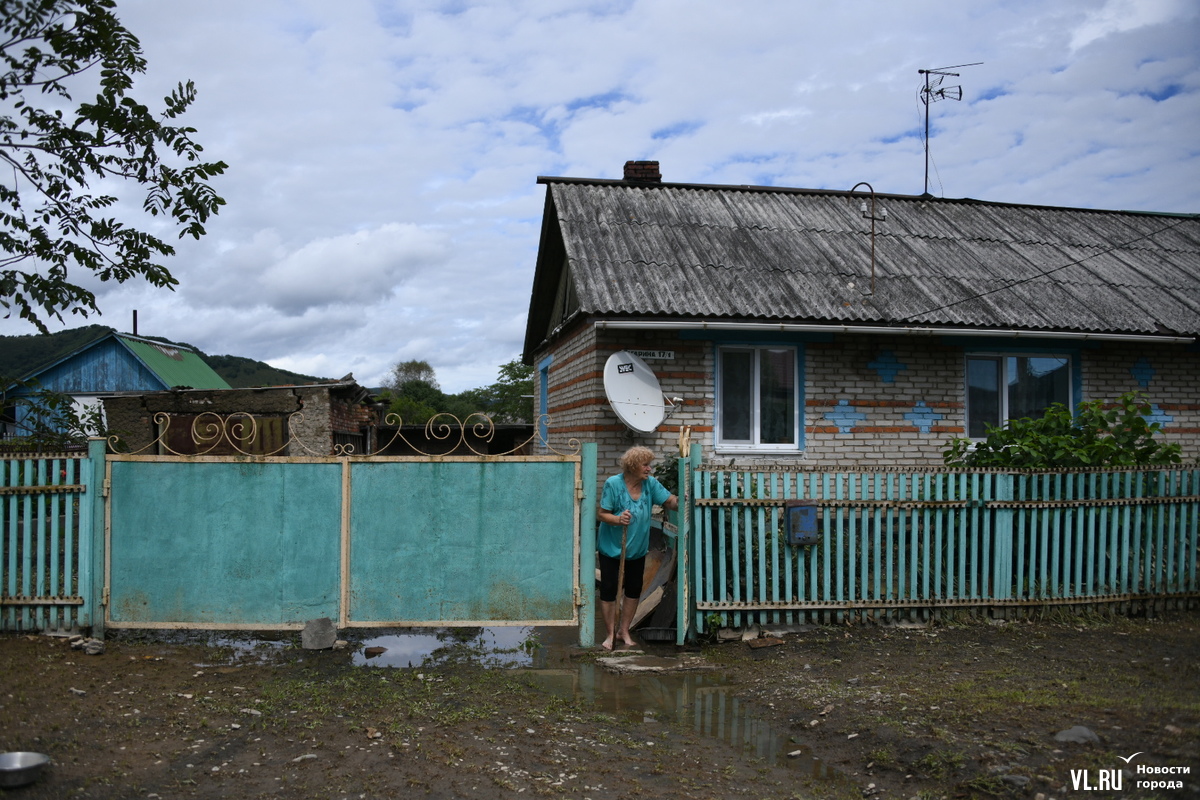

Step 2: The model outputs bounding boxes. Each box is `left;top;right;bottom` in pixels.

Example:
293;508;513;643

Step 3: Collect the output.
0;325;327;389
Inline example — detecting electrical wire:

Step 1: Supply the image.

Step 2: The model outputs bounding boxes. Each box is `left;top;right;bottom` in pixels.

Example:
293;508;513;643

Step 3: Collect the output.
899;213;1200;322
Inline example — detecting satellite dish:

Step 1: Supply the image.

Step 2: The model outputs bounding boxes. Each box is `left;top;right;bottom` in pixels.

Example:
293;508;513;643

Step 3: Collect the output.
603;351;666;433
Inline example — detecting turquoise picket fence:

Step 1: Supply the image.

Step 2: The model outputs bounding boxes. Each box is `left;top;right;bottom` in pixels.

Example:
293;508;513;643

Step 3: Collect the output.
688;454;1200;633
0;450;94;632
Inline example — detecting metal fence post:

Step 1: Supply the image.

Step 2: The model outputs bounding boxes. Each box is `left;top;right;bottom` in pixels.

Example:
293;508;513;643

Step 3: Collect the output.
79;437;106;638
579;443;597;648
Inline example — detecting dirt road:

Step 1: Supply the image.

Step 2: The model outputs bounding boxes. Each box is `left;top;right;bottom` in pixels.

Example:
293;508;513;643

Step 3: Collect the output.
1;612;1196;799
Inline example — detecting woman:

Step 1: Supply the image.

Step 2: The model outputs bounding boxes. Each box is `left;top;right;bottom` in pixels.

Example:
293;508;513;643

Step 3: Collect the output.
596;446;678;650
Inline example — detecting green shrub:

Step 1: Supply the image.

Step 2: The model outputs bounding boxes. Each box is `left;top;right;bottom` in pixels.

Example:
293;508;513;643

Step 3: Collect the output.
943;391;1182;469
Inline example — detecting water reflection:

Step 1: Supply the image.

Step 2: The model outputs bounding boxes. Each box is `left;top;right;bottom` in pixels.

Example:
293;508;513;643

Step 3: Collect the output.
353;625;580;669
527;663;833;775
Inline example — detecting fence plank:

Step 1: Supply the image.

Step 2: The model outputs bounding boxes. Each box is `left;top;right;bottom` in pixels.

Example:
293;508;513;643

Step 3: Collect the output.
690;465;1200;632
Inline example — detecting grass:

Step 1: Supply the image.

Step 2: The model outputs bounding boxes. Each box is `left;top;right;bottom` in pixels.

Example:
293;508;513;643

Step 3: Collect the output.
914;749;967;779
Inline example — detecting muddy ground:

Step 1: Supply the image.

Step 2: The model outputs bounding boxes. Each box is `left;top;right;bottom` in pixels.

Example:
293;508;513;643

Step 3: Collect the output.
1;611;1197;799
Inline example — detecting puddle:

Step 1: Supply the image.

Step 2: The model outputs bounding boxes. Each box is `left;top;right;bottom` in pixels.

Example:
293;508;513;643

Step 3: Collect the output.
353;627;835;775
353;625;580;669
113;625;839;779
525;663;834;773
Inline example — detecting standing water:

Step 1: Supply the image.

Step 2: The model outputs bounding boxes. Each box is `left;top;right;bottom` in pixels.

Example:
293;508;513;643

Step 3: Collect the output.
353;625;836;775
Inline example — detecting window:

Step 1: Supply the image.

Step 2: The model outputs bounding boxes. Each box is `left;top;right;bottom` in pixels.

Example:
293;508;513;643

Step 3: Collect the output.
717;346;799;449
966;354;1071;438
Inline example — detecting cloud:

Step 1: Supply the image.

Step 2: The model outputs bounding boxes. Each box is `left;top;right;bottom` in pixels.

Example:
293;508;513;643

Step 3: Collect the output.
1070;0;1194;51
1;0;1197;394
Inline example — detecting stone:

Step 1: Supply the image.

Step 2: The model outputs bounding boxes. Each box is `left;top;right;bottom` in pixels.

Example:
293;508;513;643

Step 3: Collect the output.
760;623;816;637
1054;725;1100;744
83;638;105;655
364;646;388;658
740;624;761;642
747;637;783;650
1000;775;1031;787
301;618;337;650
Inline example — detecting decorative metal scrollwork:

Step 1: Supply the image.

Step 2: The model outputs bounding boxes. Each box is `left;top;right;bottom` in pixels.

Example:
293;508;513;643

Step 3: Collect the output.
108;411;581;458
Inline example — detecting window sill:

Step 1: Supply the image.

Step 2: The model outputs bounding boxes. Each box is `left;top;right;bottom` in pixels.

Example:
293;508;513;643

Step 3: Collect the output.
713;445;805;456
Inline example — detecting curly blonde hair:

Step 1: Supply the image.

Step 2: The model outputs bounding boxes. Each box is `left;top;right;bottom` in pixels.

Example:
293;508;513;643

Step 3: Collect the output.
619;446;655;476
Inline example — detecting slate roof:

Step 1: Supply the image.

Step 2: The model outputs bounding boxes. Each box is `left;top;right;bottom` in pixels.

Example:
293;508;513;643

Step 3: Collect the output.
524;178;1200;355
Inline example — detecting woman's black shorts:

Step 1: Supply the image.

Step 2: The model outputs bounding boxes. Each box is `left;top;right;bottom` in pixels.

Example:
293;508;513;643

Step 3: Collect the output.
598;552;645;602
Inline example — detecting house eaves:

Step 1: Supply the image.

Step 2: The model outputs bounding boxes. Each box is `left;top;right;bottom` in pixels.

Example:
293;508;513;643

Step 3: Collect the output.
524;178;1200;358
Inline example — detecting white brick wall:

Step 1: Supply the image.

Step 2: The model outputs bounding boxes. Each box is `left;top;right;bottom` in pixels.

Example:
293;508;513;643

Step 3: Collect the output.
532;328;1200;477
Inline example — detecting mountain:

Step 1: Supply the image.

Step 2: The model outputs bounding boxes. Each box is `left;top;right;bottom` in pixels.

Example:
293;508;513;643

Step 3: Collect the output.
201;354;326;388
0;326;328;388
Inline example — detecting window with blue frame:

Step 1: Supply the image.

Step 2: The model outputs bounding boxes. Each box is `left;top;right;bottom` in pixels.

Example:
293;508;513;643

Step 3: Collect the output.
717;345;799;449
966;354;1072;438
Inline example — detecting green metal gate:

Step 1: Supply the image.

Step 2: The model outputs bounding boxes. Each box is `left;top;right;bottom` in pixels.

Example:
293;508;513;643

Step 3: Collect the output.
103;450;596;639
2;432;600;645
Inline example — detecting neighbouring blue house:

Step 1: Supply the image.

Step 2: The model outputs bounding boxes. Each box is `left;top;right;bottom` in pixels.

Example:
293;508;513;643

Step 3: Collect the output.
2;331;230;442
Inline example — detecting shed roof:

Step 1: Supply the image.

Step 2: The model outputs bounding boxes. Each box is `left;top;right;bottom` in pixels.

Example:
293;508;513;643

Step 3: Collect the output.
15;331;230;392
116;335;230;390
524;178;1200;356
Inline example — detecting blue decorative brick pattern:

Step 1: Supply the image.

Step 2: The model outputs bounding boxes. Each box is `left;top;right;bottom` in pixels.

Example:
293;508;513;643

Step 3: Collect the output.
868;350;907;383
904;401;944;434
1129;357;1155;388
1144;404;1173;427
825;399;866;434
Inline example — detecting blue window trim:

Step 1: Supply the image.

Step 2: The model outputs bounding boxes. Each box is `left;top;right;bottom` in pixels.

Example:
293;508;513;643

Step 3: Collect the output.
712;340;806;452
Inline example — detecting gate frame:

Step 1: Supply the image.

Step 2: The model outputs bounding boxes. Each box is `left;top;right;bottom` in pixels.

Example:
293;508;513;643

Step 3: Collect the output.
93;441;599;647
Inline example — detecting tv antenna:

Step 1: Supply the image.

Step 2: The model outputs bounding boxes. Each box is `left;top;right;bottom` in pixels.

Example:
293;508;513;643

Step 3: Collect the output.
918;62;981;196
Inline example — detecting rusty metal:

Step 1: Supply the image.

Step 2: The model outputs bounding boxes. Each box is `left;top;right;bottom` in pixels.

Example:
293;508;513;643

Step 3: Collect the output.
0;596;84;606
697;591;1200;611
109;411;582;459
0;484;84;495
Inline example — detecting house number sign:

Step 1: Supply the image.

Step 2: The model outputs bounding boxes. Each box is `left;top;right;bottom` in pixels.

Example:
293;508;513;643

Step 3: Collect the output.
628;350;674;360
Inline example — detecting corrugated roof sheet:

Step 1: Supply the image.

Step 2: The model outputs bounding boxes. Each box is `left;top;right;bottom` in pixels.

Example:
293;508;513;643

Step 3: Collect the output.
534;181;1200;341
118;335;231;390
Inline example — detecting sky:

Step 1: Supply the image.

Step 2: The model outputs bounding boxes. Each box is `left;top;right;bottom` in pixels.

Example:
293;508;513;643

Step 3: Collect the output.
3;0;1198;392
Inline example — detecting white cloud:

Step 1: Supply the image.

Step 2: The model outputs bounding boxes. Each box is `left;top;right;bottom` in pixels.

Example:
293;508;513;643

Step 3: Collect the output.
1;0;1197;392
1070;0;1193;51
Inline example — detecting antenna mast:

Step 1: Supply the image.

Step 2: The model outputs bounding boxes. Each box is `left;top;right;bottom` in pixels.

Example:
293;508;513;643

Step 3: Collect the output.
918;62;981;196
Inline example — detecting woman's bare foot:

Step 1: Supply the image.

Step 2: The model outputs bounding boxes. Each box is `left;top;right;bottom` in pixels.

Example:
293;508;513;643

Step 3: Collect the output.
601;637;614;651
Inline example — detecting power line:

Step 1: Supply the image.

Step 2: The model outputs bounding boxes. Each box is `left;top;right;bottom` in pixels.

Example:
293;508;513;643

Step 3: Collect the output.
900;213;1200;322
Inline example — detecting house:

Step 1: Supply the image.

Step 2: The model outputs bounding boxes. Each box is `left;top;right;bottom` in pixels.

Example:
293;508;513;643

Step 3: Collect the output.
3;331;231;442
522;161;1200;471
101;379;376;456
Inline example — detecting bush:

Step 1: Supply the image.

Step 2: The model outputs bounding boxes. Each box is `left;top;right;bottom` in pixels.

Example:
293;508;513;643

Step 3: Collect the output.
943;391;1182;469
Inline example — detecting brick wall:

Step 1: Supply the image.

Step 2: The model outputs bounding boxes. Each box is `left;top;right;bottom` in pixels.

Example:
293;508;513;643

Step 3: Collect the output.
534;326;1200;480
1081;343;1200;455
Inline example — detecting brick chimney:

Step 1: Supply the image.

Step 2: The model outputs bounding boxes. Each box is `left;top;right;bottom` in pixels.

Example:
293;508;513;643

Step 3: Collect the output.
623;160;661;183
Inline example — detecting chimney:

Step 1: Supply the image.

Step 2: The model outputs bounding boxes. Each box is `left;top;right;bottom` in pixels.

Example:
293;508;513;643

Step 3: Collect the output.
623;160;661;183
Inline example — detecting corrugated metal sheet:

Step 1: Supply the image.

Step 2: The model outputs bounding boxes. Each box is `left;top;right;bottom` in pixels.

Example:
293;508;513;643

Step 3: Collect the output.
539;181;1200;338
118;335;230;390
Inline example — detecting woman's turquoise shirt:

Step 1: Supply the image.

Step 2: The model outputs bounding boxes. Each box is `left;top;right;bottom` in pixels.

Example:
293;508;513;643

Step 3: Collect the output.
598;474;672;559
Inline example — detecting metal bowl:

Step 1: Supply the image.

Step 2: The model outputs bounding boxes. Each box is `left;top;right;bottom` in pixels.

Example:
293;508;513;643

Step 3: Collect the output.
0;752;50;788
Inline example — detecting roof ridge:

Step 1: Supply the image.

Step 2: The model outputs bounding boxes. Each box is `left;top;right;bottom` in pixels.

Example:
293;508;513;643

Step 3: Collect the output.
544;178;1200;217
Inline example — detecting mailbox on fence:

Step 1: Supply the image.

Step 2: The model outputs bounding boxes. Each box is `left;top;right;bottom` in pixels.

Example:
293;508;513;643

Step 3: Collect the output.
784;499;821;546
